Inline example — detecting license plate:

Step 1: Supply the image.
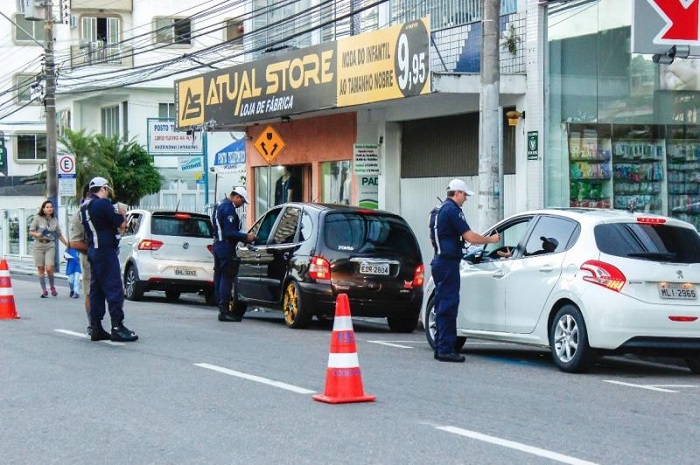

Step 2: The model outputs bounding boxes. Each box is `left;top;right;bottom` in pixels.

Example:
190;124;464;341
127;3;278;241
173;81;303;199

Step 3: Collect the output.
175;267;197;277
658;283;697;300
360;262;389;275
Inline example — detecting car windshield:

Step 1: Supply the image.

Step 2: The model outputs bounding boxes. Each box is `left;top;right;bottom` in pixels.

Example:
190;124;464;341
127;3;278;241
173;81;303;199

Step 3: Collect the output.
324;212;418;254
594;222;700;264
151;215;213;238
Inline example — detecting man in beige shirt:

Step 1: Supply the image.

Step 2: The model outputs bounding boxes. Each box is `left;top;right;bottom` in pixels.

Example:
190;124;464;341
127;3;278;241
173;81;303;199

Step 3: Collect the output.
69;184;92;335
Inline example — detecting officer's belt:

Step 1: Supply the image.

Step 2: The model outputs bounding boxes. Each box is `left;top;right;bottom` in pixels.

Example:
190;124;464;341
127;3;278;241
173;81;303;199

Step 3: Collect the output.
436;254;461;261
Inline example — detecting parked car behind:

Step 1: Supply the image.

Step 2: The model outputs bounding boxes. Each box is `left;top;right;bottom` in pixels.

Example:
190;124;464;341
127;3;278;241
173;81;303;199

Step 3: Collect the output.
236;203;424;332
118;210;216;305
422;208;700;373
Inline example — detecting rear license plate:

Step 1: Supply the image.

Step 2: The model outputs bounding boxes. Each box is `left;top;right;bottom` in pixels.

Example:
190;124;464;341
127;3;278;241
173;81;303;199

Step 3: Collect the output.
658;283;697;300
360;262;389;275
175;267;197;277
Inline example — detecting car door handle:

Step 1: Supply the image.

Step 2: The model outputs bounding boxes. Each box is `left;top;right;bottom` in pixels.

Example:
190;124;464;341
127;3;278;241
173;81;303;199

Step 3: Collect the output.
539;265;554;272
492;271;505;278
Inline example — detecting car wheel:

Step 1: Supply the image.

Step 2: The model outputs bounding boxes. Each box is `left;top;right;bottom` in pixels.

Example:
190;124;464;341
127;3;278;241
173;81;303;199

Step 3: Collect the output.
387;313;418;333
282;280;312;329
204;290;217;306
423;296;467;351
165;290;181;301
124;265;145;301
685;356;700;374
549;304;595;373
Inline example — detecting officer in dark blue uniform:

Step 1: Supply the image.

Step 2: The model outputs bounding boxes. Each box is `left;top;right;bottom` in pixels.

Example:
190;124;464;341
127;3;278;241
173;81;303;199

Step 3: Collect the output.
431;179;499;362
81;177;138;342
212;186;255;322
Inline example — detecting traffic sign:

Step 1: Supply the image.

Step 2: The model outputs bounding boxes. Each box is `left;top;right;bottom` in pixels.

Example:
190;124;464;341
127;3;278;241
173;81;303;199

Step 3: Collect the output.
254;126;286;165
632;0;700;54
58;154;75;175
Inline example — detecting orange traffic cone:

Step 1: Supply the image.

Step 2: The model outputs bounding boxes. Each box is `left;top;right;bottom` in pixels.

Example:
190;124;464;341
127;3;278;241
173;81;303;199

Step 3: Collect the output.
313;293;375;404
0;259;20;319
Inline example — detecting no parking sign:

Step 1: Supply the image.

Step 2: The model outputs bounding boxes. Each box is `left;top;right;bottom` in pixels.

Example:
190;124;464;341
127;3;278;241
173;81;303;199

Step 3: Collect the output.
58;154;76;196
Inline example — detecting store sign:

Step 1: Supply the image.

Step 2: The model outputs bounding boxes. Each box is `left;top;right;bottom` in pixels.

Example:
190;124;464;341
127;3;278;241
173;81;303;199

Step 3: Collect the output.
174;18;430;129
353;144;380;175
527;131;539;160
632;0;700;54
358;175;379;210
147;118;202;155
254;126;286;165
179;156;203;172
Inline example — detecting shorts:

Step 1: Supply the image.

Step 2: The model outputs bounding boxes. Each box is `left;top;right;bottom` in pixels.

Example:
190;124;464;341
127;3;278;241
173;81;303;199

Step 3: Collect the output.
32;243;55;267
79;253;91;296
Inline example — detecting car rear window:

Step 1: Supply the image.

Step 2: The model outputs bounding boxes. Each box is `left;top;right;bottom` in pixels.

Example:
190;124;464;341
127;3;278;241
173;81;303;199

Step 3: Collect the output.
151;214;213;238
595;223;700;264
323;212;419;254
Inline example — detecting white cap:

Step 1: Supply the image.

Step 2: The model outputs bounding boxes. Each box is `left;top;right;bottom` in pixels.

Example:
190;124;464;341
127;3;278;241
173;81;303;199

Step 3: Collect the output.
231;186;249;204
447;179;474;196
89;176;111;190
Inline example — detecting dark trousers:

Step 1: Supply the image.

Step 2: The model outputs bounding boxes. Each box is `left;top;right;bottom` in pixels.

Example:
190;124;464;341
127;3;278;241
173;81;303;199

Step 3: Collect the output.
213;242;239;309
431;257;461;355
88;248;124;326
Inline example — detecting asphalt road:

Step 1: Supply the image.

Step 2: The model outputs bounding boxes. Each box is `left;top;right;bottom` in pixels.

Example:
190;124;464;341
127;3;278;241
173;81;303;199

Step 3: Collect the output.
2;275;699;465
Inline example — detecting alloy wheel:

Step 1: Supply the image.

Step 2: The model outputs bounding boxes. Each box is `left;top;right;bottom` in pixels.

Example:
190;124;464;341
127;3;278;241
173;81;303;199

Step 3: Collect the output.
554;314;579;363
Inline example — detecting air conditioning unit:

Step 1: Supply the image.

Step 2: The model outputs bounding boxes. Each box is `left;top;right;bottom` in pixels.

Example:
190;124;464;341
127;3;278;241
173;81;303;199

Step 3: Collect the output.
19;0;47;21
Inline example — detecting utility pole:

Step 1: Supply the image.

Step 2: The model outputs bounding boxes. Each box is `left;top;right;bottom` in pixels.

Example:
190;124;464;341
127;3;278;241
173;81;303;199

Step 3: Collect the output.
44;0;59;266
478;0;501;231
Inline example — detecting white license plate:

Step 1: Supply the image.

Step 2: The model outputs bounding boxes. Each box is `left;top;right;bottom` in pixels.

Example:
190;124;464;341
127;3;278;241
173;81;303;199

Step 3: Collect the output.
360;262;390;275
175;267;197;277
658;283;697;300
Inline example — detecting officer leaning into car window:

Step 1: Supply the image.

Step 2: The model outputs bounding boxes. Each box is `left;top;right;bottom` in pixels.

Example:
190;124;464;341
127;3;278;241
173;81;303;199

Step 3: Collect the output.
81;177;138;342
431;179;500;363
212;186;256;322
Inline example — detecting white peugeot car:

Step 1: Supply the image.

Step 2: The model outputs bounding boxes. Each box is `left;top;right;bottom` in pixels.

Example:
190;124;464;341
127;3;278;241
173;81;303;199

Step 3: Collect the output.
422;208;700;373
118;210;216;305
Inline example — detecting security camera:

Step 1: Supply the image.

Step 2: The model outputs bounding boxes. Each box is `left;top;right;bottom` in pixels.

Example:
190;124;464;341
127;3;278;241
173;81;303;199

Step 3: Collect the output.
652;53;674;65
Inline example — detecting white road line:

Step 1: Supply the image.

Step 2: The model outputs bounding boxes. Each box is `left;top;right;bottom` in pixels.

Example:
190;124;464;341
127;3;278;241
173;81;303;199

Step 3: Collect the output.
603;380;677;393
54;329;125;346
367;340;414;349
436;426;600;465
651;385;699;388
194;363;315;395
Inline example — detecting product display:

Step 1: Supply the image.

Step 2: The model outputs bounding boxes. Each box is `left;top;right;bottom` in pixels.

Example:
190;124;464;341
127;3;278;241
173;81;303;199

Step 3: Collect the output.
568;124;612;208
666;125;700;230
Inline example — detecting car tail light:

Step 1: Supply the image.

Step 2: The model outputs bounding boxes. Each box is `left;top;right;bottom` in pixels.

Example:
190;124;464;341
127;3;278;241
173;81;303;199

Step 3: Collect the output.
637;217;666;224
206;244;213;255
138;239;163;251
309;256;331;280
173;213;191;220
669;316;698;322
413;264;424;288
580;260;626;292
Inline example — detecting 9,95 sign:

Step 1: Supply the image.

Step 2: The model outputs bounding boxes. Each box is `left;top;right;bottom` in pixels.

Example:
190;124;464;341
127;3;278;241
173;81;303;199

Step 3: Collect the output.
395;20;429;97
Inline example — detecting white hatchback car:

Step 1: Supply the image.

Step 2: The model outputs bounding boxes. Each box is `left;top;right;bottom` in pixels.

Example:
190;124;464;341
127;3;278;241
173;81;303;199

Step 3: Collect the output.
422;208;700;373
118;210;216;305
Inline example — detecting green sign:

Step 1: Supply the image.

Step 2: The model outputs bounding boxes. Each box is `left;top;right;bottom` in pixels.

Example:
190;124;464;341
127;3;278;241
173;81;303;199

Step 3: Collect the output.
527;131;538;160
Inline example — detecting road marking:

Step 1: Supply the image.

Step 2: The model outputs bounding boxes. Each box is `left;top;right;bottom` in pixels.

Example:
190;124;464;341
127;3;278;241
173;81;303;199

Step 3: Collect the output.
367;340;414;349
436;426;599;465
603;380;678;393
194;363;315;395
54;329;124;346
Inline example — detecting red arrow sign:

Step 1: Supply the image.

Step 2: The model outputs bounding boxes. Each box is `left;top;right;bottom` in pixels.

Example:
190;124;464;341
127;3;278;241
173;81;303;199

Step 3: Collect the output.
648;0;700;42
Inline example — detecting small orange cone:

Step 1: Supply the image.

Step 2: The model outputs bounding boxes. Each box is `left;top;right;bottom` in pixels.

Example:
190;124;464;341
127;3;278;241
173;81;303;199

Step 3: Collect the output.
0;259;20;319
313;293;375;404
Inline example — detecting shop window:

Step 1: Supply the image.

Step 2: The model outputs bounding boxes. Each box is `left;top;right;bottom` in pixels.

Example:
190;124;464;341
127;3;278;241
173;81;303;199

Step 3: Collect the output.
155;17;192;45
16;134;47;161
321;160;351;204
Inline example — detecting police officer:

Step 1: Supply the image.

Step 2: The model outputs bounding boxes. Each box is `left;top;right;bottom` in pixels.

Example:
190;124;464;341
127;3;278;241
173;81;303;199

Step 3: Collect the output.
81;177;138;342
212;186;255;322
431;179;499;362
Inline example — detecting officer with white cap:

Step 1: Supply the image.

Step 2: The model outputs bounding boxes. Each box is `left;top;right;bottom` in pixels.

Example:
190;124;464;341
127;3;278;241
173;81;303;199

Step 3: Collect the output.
211;186;255;321
430;179;500;362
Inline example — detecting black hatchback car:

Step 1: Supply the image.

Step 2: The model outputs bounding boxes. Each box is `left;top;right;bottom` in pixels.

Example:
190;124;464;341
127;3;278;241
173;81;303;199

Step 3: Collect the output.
236;203;424;332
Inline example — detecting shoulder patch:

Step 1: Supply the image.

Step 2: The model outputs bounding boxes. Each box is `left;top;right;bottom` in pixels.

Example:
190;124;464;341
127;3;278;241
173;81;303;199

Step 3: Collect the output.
227;215;234;223
459;212;466;222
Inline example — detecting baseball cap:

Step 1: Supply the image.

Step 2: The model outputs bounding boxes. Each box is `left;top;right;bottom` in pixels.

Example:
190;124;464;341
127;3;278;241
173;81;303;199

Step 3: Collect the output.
89;176;111;190
540;236;559;247
231;186;249;204
447;179;475;196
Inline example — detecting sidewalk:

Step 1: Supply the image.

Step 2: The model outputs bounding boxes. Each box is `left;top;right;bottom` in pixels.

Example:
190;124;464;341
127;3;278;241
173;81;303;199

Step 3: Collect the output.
2;256;67;280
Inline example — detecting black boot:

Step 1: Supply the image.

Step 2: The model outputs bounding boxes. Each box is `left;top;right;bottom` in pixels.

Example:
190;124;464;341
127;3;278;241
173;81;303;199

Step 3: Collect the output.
89;322;111;341
218;303;239;322
111;321;138;342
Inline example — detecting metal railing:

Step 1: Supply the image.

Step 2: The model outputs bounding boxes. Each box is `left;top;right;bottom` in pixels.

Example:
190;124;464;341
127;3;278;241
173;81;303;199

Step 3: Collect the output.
70;43;134;68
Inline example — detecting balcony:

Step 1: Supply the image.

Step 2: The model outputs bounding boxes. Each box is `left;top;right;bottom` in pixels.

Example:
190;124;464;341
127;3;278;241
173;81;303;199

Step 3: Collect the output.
71;0;132;12
70;42;133;68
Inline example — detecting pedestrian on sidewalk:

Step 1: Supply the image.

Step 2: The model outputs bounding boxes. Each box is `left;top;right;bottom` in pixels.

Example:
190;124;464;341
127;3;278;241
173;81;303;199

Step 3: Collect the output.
29;199;69;298
64;247;82;299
